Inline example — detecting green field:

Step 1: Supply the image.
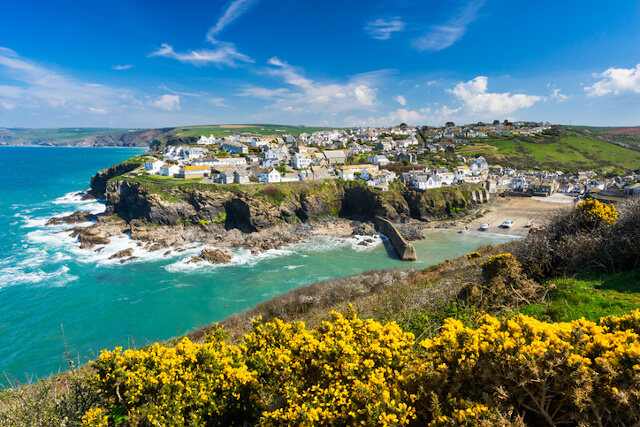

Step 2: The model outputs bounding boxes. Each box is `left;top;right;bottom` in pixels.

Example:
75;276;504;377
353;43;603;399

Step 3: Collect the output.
459;129;640;172
170;124;340;138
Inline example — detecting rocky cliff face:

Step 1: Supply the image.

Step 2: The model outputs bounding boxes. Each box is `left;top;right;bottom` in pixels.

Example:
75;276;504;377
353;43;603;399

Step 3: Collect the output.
103;180;482;232
90;161;144;199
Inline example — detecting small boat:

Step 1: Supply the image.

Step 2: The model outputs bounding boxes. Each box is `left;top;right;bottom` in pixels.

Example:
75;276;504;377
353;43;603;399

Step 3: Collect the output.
524;221;535;228
479;223;490;231
501;220;514;228
459;226;469;233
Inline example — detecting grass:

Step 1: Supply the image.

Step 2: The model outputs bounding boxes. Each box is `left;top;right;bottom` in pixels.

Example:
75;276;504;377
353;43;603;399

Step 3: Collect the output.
169;124;340;138
520;271;640;322
459;129;640;171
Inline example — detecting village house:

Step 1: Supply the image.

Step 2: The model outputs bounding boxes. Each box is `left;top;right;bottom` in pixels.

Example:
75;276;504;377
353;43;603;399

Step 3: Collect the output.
323;150;347;165
293;152;312;169
222;141;249;155
413;174;441;190
159;164;180;177
366;154;390;166
177;165;211;179
144;159;164;174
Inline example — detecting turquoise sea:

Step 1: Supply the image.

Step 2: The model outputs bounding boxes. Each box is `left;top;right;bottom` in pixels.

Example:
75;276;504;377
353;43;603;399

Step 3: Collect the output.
0;147;521;381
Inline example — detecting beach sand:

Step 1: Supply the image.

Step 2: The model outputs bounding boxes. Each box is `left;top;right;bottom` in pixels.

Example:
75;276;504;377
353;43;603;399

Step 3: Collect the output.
462;193;578;236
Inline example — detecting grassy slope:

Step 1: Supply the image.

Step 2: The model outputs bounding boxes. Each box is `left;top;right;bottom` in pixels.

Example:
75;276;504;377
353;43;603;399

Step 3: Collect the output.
459;129;640;172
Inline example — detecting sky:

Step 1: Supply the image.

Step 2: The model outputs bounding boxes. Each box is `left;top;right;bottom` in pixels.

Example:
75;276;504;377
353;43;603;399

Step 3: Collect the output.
0;0;639;129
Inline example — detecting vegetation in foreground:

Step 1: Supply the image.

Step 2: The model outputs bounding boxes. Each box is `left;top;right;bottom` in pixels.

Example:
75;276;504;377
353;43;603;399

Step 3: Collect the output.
3;198;640;426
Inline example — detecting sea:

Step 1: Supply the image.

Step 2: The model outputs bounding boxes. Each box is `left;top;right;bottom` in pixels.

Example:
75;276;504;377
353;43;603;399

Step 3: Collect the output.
0;146;521;381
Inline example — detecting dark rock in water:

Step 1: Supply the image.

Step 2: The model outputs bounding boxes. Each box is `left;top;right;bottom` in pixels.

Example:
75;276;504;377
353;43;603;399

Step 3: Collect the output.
120;256;138;264
164;250;172;256
187;256;203;264
200;248;232;264
80;192;96;201
148;243;164;252
357;241;369;246
94;247;104;253
109;248;134;259
46;211;97;226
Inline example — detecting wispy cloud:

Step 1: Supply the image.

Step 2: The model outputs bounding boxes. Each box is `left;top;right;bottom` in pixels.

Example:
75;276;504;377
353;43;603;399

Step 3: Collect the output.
585;64;640;97
447;76;543;117
550;88;570;103
112;64;133;70
147;94;181;111
0;46;130;114
149;42;253;67
413;0;485;51
206;0;259;42
237;58;389;114
393;95;407;106
365;17;406;40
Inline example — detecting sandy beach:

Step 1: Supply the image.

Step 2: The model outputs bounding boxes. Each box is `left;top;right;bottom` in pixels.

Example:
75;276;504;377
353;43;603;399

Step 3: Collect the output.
461;193;578;236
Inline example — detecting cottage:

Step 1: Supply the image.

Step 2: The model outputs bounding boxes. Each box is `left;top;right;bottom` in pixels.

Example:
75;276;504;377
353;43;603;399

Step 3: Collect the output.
323;150;347;165
144;159;164;174
233;170;251;184
159;164;180;177
293;153;312;169
177;165;210;179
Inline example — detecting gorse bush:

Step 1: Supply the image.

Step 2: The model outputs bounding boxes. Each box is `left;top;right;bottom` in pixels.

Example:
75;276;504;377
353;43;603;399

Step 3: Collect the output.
84;309;640;426
508;197;638;280
577;198;618;226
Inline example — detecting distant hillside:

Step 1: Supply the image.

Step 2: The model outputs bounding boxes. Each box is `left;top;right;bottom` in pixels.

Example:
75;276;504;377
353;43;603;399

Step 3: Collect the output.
458;126;640;173
0;127;174;147
602;126;640;137
0;124;339;147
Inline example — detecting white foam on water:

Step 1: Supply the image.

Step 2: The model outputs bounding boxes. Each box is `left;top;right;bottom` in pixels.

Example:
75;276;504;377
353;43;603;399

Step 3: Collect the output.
52;191;86;205
0;265;78;288
285;265;304;270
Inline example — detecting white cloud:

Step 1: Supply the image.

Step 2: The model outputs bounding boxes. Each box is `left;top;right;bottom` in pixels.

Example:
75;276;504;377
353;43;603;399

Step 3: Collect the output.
354;85;376;105
365;17;406;40
413;0;485;51
448;76;543;116
236;87;289;99
148;94;181;111
112;64;133;70
239;58;387;114
1;102;15;110
149;43;253;67
0;47;138;115
88;107;107;114
550;88;570;103
210;97;227;107
585;64;640;97
393;95;407;106
206;0;259;42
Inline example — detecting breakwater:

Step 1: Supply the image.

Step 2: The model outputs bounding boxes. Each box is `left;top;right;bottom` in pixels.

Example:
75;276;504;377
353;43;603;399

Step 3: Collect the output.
375;217;417;261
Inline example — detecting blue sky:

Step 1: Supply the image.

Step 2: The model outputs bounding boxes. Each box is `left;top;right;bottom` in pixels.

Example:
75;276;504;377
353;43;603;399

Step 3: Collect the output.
0;0;639;128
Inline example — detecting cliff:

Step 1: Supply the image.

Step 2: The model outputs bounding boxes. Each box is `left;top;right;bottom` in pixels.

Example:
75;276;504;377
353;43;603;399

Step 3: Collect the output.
89;158;145;199
103;179;484;230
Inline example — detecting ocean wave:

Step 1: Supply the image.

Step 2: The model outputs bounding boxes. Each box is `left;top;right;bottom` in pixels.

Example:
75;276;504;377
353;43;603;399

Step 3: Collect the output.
0;265;78;288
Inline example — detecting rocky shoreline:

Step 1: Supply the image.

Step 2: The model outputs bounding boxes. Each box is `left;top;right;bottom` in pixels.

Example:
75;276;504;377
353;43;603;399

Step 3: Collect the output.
51;209;391;264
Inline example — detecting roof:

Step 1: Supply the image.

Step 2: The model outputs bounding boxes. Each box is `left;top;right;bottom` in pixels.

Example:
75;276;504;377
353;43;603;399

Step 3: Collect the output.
323;150;347;159
184;165;211;171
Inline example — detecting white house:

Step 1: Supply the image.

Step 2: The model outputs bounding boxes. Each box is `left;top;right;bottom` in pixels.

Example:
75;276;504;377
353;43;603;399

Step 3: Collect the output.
259;168;281;183
159;164;180;177
293;153;312;169
144;160;164;174
366;154;390;166
412;175;441;190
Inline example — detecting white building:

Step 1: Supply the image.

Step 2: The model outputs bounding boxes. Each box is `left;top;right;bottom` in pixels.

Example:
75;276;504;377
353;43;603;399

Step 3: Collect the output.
159;164;180;177
293;153;312;169
144;160;164;174
366;154;390;166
